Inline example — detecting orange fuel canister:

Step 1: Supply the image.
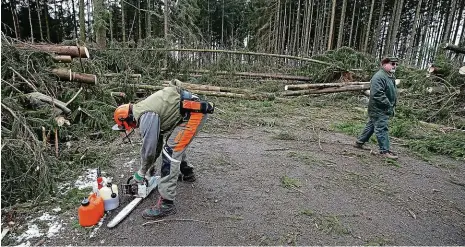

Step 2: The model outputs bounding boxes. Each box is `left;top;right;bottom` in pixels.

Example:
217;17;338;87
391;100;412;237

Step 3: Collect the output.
78;193;104;227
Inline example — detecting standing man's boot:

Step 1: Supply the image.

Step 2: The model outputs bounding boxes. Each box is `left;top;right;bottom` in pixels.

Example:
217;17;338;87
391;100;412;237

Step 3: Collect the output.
381;151;398;159
142;197;177;219
178;161;196;182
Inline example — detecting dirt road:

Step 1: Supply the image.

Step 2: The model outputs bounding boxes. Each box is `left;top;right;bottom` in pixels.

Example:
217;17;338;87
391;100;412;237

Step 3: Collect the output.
6;100;465;246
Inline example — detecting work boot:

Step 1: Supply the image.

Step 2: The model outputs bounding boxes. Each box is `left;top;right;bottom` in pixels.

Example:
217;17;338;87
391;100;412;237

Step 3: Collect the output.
178;161;196;182
142;197;176;219
381;151;398;160
353;141;365;149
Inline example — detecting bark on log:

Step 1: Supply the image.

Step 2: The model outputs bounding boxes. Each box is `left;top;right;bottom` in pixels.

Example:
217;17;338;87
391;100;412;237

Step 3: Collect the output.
281;84;371;96
426;86;446;93
15;44;90;58
52;68;97;84
103;73;142;78
52;55;72;63
443;43;465;54
25;92;71;114
163;69;312;81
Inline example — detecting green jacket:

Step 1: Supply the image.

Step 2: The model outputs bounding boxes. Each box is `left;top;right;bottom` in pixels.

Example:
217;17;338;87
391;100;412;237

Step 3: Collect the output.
367;69;397;117
132;86;182;132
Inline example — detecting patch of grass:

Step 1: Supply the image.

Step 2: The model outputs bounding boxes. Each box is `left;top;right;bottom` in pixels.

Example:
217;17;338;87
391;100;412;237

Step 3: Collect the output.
301;211;351;236
384;159;401;168
300;209;314;216
281;175;302;189
58;188;90;211
316;215;351;235
273;131;298;140
331;121;365;137
407;132;465;159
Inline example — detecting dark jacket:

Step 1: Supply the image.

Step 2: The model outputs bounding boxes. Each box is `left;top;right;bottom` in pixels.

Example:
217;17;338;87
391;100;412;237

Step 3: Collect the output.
367;69;397;117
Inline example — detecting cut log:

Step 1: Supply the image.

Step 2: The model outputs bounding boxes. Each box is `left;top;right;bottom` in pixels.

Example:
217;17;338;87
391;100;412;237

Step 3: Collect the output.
459;66;465;75
103;73;142;78
52;55;72;63
52;68;97;84
281;84;371;96
15;44;90;58
25;92;71;114
163;69;313;81
443;43;465;54
111;92;127;97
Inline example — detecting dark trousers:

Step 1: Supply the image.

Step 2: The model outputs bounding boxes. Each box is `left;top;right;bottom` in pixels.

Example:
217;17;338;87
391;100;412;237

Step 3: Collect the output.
357;114;390;153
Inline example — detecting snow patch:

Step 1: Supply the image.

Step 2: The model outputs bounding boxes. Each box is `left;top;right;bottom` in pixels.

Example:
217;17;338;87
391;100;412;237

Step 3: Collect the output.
15;212;62;244
89;215;106;238
74;168;98;189
52;207;61;212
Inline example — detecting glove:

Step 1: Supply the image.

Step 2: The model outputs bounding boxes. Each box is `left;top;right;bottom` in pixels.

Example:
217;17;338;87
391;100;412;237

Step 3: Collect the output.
132;172;144;183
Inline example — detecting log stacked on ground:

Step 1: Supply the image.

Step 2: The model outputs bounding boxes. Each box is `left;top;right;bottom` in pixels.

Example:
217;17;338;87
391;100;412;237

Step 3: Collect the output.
52;68;97;84
15;44;90;58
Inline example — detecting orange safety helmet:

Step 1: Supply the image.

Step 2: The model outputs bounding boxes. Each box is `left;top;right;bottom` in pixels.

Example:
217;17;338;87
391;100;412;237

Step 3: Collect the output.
112;104;137;131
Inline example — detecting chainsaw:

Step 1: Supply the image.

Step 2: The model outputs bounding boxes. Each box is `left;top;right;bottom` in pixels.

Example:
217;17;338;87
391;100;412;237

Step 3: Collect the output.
107;175;160;228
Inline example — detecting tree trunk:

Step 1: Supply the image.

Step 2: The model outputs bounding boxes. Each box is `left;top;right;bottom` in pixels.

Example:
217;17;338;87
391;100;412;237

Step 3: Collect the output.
138;0;142;42
388;0;404;54
363;0;375;52
146;0;151;38
79;0;86;43
306;0;314;56
442;0;456;43
327;0;336;50
312;1;320;54
109;0;113;45
28;0;34;43
10;0;20;39
164;0;169;67
35;0;44;41
371;0;385;55
337;0;347;48
348;0;357;47
293;0;301;55
221;0;224;46
452;0;464;43
71;0;78;39
353;1;362;49
44;0;50;41
281;0;287;54
94;0;106;48
122;0;126;43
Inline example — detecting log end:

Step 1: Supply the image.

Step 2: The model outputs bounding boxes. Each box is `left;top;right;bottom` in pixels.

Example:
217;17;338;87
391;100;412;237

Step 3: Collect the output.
94;75;97;84
459;66;465;75
81;47;90;59
284;85;289;91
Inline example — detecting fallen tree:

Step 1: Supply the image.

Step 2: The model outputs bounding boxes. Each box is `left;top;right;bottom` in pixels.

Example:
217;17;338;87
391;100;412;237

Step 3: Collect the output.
163;69;313;81
14;44;90;58
281;84;371;96
443;43;465;54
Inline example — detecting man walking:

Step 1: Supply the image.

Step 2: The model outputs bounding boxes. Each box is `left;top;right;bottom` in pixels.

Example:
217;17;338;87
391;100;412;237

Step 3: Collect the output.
112;81;214;218
355;57;399;159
